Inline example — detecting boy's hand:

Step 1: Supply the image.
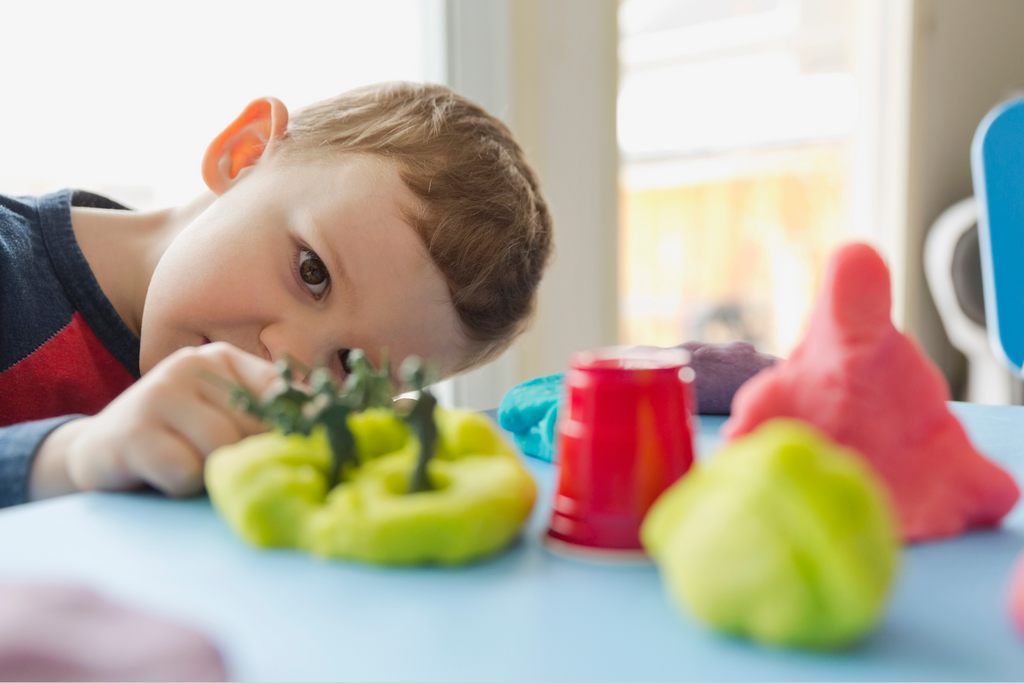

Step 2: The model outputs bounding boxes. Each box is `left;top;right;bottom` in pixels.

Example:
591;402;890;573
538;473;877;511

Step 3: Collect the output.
30;342;279;501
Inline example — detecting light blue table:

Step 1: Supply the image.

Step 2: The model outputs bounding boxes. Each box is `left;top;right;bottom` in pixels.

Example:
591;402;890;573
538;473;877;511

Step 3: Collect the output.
2;403;1024;681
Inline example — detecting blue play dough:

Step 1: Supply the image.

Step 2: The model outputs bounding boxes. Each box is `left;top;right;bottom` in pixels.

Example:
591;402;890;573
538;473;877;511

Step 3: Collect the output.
497;373;565;462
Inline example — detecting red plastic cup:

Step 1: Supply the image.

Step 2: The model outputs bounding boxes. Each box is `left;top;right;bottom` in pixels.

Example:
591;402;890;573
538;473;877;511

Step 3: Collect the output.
546;346;696;555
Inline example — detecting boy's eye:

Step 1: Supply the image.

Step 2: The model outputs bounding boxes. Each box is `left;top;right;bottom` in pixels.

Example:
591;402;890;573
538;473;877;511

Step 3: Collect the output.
298;248;330;296
338;349;352;374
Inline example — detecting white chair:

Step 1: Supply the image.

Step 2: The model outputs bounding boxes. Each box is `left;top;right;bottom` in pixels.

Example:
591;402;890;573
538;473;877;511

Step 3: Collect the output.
924;196;1015;404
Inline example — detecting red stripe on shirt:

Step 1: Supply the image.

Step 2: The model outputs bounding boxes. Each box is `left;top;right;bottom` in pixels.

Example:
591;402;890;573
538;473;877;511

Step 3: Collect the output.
0;312;136;426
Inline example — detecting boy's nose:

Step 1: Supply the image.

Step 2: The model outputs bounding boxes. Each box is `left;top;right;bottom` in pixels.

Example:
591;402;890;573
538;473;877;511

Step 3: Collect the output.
258;326;324;371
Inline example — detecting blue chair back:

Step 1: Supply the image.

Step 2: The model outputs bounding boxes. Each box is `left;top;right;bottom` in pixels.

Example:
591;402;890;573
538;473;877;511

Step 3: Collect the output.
971;97;1024;375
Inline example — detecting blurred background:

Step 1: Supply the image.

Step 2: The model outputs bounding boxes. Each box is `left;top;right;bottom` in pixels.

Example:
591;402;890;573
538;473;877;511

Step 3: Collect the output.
4;0;1024;407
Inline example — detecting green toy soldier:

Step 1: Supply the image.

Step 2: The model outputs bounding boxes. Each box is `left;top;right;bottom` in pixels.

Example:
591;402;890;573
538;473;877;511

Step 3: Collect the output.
399;357;440;493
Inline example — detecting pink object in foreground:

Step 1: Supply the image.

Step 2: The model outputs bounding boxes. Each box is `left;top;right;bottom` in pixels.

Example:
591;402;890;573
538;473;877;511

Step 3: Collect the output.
0;584;226;682
723;243;1019;542
1009;552;1024;636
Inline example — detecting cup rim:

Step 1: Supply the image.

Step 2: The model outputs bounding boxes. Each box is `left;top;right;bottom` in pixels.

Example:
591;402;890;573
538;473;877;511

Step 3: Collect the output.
570;345;691;372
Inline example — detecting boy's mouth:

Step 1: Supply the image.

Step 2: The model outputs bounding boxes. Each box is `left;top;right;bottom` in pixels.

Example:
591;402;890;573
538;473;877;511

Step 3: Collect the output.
200;336;211;345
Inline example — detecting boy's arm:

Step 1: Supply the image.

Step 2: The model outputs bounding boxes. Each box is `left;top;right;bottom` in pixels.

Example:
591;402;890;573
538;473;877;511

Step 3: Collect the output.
23;343;279;504
0;417;82;508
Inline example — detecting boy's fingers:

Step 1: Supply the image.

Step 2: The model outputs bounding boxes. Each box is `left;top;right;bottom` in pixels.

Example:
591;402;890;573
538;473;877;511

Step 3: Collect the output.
192;376;275;438
229;409;269;438
163;398;248;458
124;429;205;498
180;343;279;417
216;343;281;393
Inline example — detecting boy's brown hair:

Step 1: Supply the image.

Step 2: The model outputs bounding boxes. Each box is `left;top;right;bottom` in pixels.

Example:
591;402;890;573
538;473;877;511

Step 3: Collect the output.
279;81;553;372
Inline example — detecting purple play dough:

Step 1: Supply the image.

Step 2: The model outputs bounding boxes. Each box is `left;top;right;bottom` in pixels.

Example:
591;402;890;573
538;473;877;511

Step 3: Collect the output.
0;584;226;682
676;341;779;415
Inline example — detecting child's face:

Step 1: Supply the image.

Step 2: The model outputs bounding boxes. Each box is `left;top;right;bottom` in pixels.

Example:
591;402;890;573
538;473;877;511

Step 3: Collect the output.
139;154;464;381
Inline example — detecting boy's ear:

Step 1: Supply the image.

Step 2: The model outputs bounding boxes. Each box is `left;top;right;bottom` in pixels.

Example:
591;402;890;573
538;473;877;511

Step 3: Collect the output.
201;97;289;195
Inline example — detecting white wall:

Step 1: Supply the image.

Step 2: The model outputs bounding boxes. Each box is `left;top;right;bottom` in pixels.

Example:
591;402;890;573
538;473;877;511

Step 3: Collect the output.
442;0;620;409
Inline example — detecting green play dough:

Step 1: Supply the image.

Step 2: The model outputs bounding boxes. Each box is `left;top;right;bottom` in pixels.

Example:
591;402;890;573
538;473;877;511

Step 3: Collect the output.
206;408;537;565
641;418;900;649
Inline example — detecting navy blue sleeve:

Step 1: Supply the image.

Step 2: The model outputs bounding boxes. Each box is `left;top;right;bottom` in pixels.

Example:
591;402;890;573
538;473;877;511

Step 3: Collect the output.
0;416;82;508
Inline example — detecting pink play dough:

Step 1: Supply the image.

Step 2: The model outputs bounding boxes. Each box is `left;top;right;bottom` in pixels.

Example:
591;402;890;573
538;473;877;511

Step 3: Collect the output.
1009;553;1024;636
0;584;225;682
723;243;1019;542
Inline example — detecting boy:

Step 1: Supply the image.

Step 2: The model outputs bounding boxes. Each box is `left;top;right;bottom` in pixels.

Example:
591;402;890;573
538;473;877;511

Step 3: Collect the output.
0;82;553;507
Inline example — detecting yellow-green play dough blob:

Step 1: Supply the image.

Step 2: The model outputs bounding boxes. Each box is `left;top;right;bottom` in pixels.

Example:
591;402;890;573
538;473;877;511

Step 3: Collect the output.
641;418;900;649
206;408;536;565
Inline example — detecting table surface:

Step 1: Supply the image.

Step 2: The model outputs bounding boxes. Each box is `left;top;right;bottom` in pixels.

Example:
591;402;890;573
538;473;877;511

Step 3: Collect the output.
2;403;1024;681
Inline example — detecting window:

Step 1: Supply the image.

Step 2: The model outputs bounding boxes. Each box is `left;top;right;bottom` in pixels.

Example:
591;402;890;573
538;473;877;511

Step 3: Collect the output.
618;0;868;356
0;1;438;210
